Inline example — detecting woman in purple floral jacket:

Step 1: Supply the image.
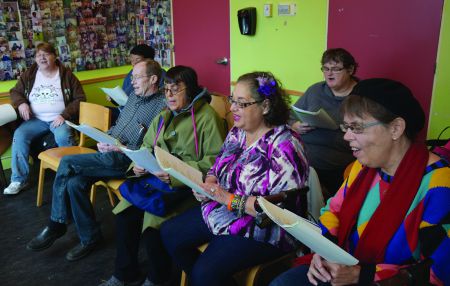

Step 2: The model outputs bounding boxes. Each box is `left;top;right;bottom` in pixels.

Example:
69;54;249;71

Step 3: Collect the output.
161;72;310;286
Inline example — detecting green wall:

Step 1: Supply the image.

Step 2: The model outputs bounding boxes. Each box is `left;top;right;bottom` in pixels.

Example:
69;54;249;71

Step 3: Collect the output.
230;0;328;94
429;1;450;139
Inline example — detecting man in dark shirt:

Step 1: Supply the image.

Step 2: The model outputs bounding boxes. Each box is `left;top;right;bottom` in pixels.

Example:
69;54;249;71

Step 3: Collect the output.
26;59;166;261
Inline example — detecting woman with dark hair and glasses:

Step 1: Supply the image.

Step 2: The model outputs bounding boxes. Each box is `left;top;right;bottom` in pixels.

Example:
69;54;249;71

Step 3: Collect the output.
271;79;450;286
291;48;359;200
99;66;227;286
160;72;309;286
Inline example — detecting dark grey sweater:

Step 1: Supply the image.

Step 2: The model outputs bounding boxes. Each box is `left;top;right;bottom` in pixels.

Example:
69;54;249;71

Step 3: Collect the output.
293;81;354;170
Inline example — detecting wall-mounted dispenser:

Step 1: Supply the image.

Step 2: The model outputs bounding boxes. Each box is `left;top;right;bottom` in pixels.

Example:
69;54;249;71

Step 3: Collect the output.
237;7;256;35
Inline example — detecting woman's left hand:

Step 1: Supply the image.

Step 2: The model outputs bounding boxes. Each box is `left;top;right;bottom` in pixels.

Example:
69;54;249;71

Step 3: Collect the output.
322;260;360;286
51;115;65;128
201;182;232;205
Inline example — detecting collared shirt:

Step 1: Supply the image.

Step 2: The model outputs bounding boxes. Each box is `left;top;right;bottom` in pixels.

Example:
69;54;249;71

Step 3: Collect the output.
109;91;165;150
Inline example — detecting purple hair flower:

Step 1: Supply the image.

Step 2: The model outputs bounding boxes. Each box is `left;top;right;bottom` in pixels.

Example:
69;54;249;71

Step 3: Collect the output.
256;76;276;97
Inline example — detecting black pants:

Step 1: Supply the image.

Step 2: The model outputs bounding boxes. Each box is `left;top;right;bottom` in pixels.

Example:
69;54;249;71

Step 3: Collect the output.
114;205;171;284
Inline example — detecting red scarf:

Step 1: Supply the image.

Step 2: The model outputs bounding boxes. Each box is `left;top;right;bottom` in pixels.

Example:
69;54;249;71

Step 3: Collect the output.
337;143;429;263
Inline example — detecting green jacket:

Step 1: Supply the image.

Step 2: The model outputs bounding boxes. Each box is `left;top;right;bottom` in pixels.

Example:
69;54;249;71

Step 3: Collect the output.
114;91;227;229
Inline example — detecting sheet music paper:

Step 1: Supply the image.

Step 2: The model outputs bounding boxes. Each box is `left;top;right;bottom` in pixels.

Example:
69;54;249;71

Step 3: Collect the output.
66;121;117;145
120;147;162;174
258;197;359;265
291;106;338;130
154;146;214;200
101;86;128;106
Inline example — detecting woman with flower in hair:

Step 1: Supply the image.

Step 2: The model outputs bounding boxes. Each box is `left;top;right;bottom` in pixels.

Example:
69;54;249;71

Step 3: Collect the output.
160;72;310;286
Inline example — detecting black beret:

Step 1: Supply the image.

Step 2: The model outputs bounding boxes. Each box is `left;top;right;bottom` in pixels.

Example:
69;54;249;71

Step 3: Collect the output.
352;78;425;134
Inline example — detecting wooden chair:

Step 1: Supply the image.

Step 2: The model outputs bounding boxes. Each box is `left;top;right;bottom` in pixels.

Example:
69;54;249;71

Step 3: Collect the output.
36;102;111;207
90;178;124;207
210;93;234;131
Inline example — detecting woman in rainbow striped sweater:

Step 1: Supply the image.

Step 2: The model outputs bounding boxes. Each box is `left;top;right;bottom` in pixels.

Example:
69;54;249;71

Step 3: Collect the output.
271;78;450;286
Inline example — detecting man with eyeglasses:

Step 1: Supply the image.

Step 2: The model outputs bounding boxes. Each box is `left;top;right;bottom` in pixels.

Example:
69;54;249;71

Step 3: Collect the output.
290;48;359;200
108;44;165;124
26;59;166;262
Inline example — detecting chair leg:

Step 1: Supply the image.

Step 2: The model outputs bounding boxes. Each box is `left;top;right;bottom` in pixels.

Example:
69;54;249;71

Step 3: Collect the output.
180;271;188;286
90;184;97;205
37;164;46;207
106;188;116;207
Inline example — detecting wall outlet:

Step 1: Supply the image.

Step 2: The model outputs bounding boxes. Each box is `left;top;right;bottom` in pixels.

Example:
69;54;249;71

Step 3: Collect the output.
264;4;272;17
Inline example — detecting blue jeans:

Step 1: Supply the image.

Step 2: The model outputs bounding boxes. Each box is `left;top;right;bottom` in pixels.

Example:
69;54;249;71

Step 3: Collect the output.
50;151;131;245
161;207;286;286
269;265;329;286
11;118;75;183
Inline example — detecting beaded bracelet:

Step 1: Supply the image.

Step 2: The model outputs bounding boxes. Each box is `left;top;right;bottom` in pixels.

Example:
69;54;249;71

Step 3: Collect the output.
237;195;248;218
230;194;242;211
227;194;235;211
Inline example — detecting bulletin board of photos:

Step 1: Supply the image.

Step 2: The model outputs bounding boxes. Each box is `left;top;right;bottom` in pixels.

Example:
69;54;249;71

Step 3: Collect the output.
0;0;173;81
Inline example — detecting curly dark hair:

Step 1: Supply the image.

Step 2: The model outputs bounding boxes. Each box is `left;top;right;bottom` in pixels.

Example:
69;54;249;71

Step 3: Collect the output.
237;72;291;126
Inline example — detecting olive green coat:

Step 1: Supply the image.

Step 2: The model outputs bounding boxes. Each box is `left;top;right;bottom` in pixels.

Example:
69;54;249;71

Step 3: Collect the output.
113;94;227;230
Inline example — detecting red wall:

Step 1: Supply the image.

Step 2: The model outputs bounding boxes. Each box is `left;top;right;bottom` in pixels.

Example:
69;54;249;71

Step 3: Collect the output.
172;0;230;94
328;0;444;136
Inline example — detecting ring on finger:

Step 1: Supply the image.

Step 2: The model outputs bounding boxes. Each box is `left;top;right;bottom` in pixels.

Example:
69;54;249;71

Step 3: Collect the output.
210;188;217;193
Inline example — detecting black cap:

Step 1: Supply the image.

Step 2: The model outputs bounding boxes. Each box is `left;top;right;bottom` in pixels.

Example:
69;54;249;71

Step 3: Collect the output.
352;78;425;135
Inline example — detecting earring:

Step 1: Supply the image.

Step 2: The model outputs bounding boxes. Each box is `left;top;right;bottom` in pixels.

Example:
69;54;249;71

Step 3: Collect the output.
393;137;397;141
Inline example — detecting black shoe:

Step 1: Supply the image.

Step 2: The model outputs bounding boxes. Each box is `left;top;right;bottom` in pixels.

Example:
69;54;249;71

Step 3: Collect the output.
27;226;66;251
65;241;100;262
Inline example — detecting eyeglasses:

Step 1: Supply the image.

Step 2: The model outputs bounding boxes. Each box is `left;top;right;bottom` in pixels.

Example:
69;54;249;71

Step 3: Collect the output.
320;66;345;73
164;87;186;96
340;121;384;134
227;96;263;109
131;74;149;82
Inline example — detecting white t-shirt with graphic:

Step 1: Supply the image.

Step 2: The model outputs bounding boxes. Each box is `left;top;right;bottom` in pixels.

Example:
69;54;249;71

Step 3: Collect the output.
29;70;65;122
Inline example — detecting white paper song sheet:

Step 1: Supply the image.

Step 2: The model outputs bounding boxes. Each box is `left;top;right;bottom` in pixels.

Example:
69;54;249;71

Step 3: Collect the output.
66;121;117;145
101;86;128;106
257;197;359;265
0;104;18;126
154;146;214;200
120;147;162;174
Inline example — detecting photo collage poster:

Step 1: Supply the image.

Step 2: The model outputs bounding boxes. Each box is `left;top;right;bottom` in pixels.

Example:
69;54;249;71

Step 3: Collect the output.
0;0;173;81
137;0;171;67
